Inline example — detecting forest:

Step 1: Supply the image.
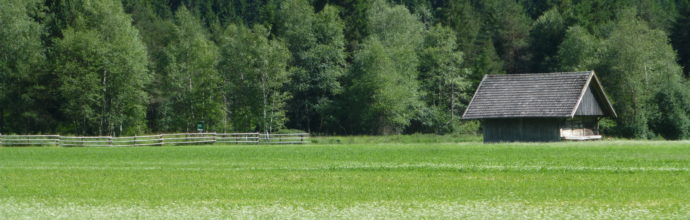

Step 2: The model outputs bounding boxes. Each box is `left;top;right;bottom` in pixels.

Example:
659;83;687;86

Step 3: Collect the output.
1;0;689;139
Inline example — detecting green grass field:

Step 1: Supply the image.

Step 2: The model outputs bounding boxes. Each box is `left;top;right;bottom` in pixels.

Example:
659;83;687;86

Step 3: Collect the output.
1;141;689;219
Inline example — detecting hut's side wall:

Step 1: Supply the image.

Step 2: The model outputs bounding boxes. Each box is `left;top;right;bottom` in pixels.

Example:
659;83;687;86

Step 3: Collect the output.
482;118;561;142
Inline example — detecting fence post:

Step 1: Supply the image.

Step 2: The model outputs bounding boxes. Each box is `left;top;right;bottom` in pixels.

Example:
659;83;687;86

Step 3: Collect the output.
159;134;164;146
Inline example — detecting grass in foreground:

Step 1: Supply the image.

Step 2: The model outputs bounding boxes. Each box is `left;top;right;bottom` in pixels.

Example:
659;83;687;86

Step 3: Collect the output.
0;141;689;219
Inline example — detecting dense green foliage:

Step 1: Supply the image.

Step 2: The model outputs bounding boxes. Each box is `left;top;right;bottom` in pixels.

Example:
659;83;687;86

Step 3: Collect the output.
275;1;347;133
156;7;225;132
1;142;688;218
1;0;689;138
345;0;424;134
219;24;291;133
52;0;150;136
557;9;690;139
0;0;50;133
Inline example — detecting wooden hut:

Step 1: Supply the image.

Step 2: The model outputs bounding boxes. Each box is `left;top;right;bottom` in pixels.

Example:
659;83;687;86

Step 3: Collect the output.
462;71;616;142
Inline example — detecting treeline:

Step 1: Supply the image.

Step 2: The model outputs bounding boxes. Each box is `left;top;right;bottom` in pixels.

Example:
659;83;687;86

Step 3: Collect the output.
1;0;689;139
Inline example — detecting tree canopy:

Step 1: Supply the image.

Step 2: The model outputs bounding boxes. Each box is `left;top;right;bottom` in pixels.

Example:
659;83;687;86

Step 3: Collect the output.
1;0;689;139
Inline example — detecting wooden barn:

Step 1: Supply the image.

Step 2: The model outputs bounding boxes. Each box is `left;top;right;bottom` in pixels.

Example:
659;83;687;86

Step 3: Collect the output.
462;71;617;142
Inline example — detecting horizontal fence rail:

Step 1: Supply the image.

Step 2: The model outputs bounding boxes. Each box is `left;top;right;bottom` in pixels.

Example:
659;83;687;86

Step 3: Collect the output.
260;133;310;144
0;133;309;147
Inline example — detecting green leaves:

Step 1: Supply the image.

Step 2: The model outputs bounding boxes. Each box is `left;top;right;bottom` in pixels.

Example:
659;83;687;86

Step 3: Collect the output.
556;9;690;139
219;24;291;133
52;0;149;135
2;0;690;138
557;26;602;72
416;25;471;134
157;7;225;132
0;0;50;133
651;80;690;139
530;8;567;71
345;0;424;134
276;1;347;132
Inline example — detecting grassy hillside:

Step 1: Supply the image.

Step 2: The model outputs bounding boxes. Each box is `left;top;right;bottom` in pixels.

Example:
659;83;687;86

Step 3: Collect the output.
0;141;688;218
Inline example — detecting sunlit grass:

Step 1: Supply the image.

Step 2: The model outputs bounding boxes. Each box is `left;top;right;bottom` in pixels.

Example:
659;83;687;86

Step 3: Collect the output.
0;141;688;219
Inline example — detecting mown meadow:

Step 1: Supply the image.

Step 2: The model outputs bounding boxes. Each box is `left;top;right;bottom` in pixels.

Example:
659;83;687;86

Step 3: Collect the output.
0;141;688;219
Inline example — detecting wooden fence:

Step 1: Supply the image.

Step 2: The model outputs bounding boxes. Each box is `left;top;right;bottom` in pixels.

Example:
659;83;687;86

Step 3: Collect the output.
0;133;309;147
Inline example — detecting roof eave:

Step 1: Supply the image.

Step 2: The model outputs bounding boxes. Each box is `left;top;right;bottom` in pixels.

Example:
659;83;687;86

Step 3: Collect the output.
590;71;618;118
463;115;573;120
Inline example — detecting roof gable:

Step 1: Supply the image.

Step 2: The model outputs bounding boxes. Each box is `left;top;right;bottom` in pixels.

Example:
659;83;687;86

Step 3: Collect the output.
462;71;616;119
579;73;617;117
574;86;604;116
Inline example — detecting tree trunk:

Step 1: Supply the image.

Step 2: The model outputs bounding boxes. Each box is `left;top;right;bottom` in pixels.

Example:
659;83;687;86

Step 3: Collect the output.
101;69;107;136
450;83;455;122
188;75;193;132
223;93;228;133
261;72;269;134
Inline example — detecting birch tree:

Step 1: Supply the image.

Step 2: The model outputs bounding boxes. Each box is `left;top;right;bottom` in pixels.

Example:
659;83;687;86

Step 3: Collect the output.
345;0;424;134
53;0;149;135
416;25;471;134
219;24;291;133
157;7;225;132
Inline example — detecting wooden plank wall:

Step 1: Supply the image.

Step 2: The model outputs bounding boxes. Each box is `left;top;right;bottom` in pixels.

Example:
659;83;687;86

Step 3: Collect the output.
482;118;561;142
575;86;604;116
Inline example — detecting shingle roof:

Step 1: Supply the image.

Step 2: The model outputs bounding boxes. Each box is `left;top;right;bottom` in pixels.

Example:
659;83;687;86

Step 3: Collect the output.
462;71;616;119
